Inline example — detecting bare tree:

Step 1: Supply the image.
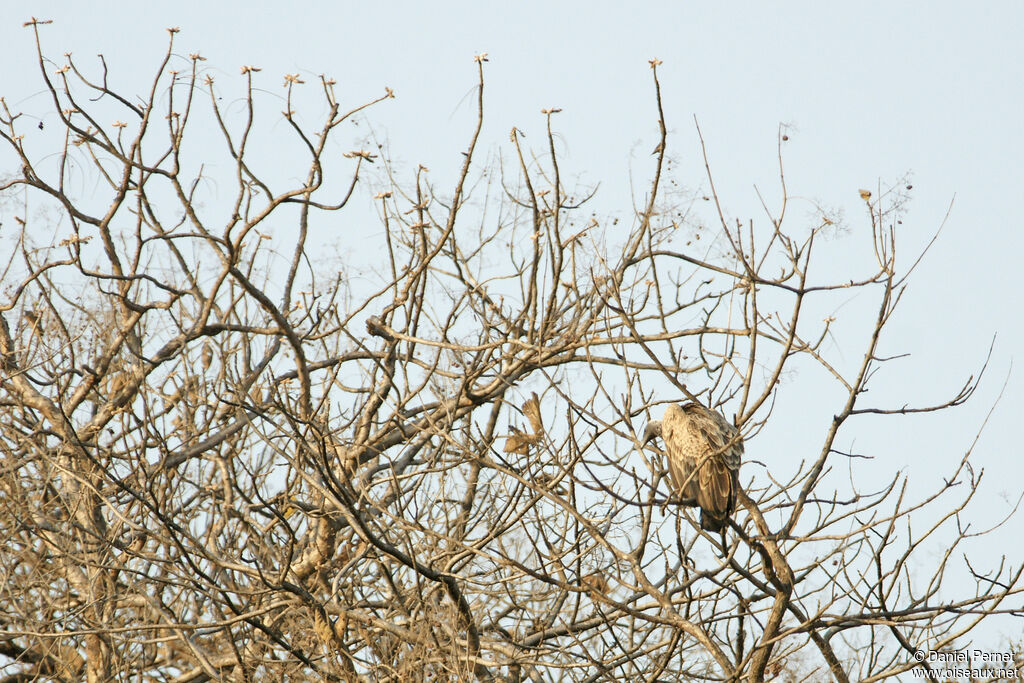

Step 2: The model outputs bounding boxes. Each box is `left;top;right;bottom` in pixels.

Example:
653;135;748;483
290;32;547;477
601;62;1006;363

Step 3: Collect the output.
1;23;1020;683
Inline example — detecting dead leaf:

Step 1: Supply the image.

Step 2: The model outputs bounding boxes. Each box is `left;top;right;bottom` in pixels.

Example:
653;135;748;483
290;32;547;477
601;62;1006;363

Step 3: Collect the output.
523;392;543;435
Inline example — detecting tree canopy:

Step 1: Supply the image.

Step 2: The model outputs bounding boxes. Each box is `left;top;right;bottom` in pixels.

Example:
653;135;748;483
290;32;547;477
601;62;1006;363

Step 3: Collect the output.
1;24;1020;683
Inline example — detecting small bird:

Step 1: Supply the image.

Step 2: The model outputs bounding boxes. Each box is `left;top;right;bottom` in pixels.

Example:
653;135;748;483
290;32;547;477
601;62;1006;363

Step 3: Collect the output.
643;402;743;534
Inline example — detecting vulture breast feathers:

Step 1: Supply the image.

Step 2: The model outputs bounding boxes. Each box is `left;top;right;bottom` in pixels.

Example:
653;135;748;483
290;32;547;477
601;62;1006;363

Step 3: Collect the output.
645;403;743;533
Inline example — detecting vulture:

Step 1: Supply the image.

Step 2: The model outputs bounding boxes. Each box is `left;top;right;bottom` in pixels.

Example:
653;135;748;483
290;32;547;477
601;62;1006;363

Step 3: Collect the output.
643;402;743;533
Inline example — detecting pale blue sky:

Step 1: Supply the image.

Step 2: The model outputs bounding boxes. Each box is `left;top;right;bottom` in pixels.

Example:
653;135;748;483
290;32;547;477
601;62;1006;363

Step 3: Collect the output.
3;0;1022;643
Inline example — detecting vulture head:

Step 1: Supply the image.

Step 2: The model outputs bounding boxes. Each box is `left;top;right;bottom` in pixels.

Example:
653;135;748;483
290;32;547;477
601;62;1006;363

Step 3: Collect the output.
641;420;662;446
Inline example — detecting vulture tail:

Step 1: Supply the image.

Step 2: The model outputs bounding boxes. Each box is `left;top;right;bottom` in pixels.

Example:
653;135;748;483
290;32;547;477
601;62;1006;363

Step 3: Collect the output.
699;510;728;533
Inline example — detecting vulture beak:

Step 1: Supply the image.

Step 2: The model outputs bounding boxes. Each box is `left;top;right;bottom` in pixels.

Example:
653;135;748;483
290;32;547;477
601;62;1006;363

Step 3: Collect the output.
642;421;662;446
